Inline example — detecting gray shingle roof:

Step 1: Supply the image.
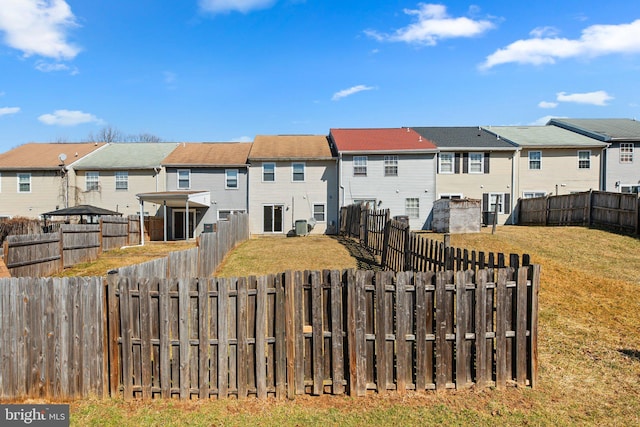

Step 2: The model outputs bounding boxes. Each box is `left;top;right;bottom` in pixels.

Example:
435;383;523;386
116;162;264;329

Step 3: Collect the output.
485;125;608;148
411;127;517;150
72;143;179;170
548;118;640;141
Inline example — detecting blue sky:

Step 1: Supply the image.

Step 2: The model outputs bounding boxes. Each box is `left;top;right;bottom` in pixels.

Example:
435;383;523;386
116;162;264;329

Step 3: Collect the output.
1;0;640;152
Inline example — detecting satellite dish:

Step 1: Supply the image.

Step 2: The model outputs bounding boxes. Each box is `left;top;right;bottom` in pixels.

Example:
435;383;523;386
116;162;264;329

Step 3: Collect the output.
58;153;67;162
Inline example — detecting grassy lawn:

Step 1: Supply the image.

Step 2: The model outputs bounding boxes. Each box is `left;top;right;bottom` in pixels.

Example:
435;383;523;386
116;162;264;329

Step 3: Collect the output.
63;226;640;426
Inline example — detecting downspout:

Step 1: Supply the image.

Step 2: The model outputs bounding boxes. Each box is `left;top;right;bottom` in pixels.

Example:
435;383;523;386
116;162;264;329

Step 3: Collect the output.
338;152;344;206
154;167;160;192
511;148;520;224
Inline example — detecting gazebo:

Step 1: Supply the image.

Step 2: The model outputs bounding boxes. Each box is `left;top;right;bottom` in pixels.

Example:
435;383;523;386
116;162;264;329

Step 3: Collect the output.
42;204;122;224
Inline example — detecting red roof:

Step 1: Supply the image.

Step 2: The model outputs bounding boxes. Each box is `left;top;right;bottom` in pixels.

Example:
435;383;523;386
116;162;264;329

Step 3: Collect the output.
330;128;437;152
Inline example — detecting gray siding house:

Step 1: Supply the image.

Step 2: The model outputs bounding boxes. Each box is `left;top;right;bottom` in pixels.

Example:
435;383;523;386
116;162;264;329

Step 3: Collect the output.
330;128;438;230
548;118;640;193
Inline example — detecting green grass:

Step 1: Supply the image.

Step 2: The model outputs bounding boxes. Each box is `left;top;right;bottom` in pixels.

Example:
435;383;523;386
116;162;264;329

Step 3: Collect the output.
61;226;640;425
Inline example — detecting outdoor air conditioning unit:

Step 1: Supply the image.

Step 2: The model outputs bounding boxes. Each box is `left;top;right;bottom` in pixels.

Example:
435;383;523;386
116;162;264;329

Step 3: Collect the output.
295;219;308;236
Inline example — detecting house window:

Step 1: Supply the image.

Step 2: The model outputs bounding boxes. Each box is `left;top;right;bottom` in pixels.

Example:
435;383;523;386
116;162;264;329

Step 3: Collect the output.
292;162;305;182
621;185;640;194
218;209;246;220
86;172;99;191
405;198;419;218
313;204;326;222
620;143;634;163
177;169;190;189
523;192;546;199
18;173;31;193
115;171;128;190
384;155;398;176
439;153;454;174
225;169;238;189
263;163;275;182
528;151;541;170
578;151;591;169
469;153;484;173
439;193;463;200
489;193;504;214
353;156;367;176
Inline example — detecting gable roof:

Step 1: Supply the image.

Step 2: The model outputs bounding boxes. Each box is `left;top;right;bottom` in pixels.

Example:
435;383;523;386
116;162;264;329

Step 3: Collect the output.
249;135;333;160
0;142;106;170
162;142;251;167
484;125;608;148
411;127;517;151
72;142;178;170
330;128;437;153
547;118;640;142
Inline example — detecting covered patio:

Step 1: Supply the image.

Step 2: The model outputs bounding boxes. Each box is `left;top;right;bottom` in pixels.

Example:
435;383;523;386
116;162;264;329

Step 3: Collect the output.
136;191;211;242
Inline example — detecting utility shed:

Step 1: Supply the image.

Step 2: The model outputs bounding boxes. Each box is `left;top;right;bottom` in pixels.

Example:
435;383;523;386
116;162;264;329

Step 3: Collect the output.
432;198;481;233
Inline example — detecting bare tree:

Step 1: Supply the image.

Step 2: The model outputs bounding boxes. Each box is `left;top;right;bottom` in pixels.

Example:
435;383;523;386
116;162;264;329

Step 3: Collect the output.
85;126;163;143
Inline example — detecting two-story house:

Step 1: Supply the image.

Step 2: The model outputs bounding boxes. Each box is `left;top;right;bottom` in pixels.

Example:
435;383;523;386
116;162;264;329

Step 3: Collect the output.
0;142;106;218
548;118;640;193
157;142;252;239
330;128;438;230
484;125;607;200
70;142;178;216
411;127;517;225
247;135;338;235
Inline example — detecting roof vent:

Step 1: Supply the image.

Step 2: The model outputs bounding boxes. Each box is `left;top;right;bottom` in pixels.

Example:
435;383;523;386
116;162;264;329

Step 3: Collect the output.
418;136;422;142
406;127;410;132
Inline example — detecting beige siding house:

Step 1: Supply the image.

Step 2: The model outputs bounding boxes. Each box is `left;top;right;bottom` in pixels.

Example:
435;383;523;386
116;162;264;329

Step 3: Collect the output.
412;127;518;225
70;143;179;216
248;135;337;235
0;143;106;218
484;126;607;199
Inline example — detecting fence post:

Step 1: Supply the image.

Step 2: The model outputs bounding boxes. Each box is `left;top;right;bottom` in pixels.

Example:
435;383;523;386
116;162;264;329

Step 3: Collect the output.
586;190;593;227
403;227;411;271
380;219;391;270
58;229;64;271
443;234;451;270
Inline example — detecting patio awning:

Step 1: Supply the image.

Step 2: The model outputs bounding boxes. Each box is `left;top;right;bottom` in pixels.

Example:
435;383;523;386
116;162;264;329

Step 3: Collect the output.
136;191;211;208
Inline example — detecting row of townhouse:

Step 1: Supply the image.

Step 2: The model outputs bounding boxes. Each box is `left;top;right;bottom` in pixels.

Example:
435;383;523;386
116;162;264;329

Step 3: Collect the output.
0;119;637;238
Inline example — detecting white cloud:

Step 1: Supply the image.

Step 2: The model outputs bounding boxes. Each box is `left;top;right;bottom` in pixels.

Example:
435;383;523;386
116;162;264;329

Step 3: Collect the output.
529;26;559;38
199;0;276;14
538;101;558;109
365;3;495;45
530;115;566;126
35;60;78;74
556;90;613;106
38;109;103;126
0;0;80;60
332;85;375;101
0;106;20;116
231;135;252;142
481;19;640;69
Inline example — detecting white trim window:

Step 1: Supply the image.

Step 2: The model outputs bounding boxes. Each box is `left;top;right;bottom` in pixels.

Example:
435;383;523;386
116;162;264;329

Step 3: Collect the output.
292;162;305;182
17;173;31;193
86;171;99;191
384;155;398;176
177;169;190;189
115;171;128;191
262;163;275;182
313;203;326;222
405;198;419;218
489;193;504;214
621;185;640;194
439;153;454;174
469;152;484;173
523;191;546;199
353;156;367;176
528;151;541;170
225;169;238;189
620;143;634;163
578;151;591;169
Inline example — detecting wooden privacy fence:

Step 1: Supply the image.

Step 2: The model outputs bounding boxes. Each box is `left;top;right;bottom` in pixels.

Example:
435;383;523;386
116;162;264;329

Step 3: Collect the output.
0;277;106;399
117;213;250;279
518;190;640;234
106;266;539;400
3;216;142;277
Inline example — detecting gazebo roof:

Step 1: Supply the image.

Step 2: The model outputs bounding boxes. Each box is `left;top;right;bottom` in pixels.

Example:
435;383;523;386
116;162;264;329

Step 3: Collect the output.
42;204;122;217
